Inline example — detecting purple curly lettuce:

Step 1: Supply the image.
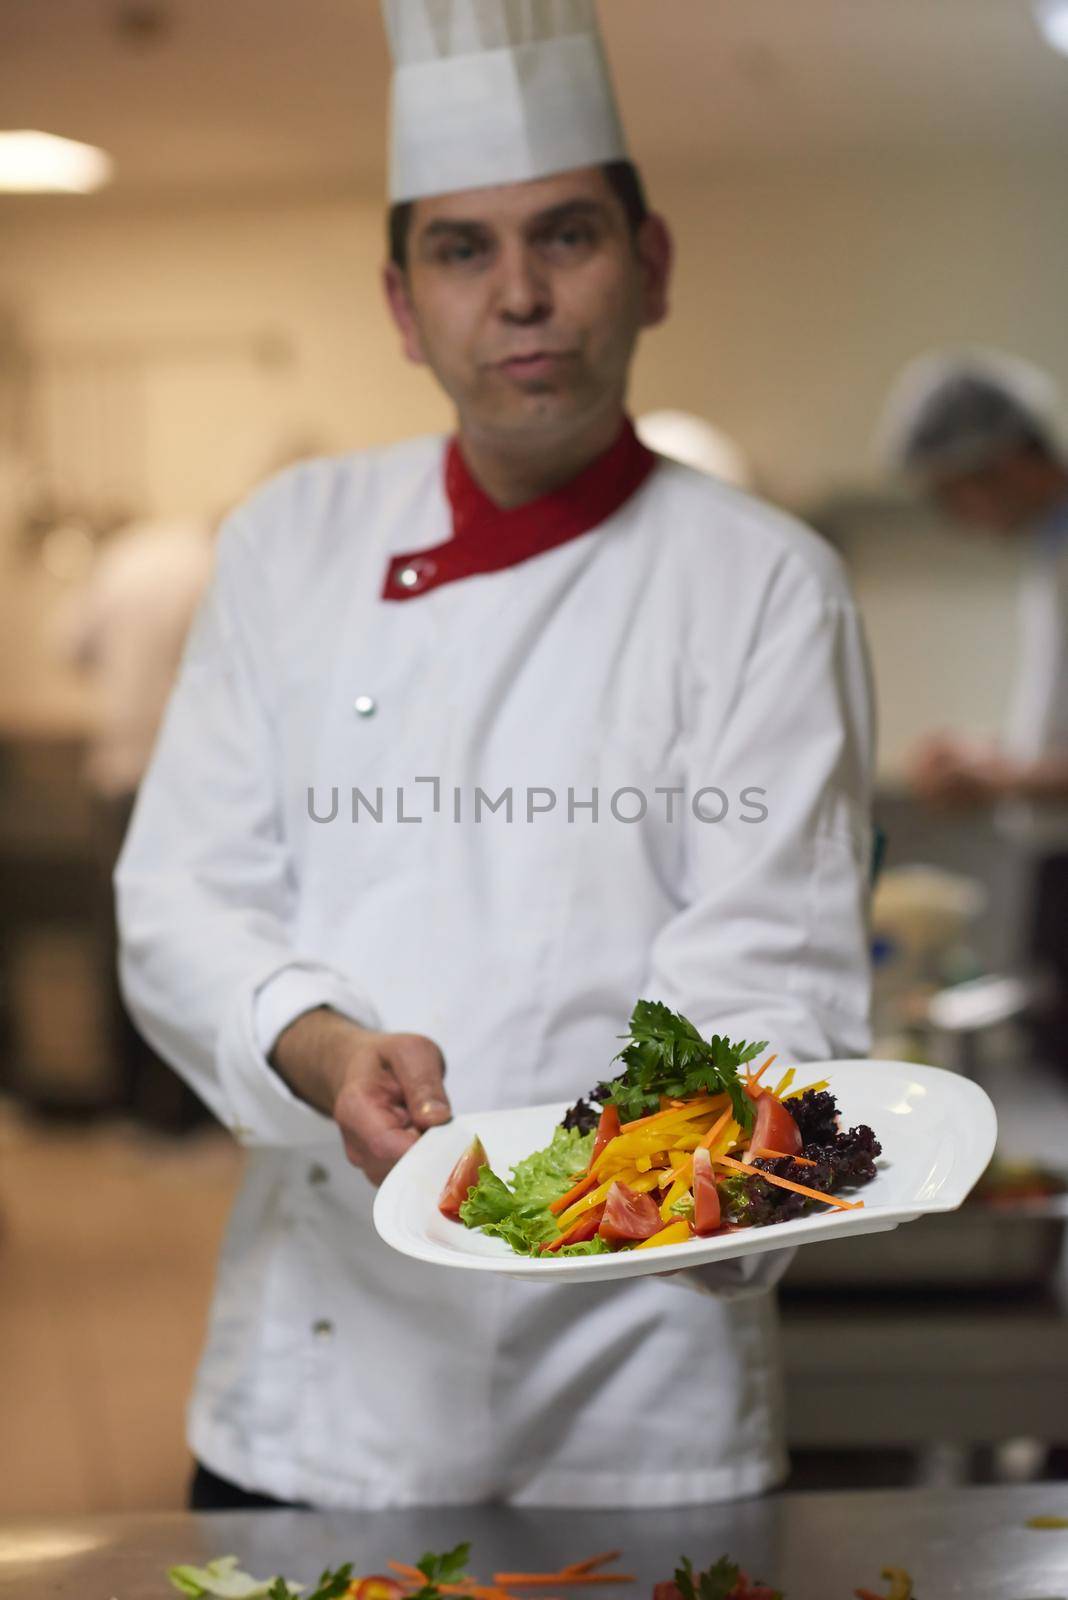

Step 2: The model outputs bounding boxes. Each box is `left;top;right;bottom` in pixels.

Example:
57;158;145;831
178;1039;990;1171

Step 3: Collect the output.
718;1089;881;1227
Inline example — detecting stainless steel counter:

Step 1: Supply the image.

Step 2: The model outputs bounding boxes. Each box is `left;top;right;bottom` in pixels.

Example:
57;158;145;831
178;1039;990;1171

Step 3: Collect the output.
3;1486;1068;1600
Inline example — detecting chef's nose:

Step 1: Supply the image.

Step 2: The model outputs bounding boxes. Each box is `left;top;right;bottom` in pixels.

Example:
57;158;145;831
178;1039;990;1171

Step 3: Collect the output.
494;238;552;323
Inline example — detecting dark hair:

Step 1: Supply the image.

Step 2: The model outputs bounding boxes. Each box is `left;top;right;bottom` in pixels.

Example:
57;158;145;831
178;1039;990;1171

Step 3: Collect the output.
387;158;649;271
902;372;1056;477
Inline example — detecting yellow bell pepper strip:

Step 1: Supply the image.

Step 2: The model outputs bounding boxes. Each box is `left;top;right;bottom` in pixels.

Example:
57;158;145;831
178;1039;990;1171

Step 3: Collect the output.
784;1077;829;1099
771;1066;796;1097
606;1094;728;1136
1026;1513;1068;1528
633;1219;692;1249
549;1171;600;1216
554;1168;661;1233
589;1099;729;1177
658;1176;691;1221
716;1153;863;1209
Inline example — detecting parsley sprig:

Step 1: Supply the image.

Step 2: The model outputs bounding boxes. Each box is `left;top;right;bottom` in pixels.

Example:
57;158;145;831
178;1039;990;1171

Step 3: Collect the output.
407;1544;474;1600
602;1000;764;1128
674;1554;782;1600
268;1564;352;1600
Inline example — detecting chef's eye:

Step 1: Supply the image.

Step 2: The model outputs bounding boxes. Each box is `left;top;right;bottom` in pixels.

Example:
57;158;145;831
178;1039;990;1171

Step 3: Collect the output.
539;219;600;260
430;234;490;267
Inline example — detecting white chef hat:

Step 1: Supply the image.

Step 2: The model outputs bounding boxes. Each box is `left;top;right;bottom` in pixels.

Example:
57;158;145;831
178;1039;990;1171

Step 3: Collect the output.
877;348;1066;481
383;0;628;203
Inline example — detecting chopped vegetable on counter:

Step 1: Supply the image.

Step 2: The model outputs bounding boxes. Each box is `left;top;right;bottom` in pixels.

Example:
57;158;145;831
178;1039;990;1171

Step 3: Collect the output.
654;1553;781;1600
853;1568;914;1600
1025;1514;1068;1529
168;1555;295;1598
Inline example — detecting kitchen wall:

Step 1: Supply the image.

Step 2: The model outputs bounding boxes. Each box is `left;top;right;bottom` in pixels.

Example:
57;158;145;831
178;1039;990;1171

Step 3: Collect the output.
1;152;1063;767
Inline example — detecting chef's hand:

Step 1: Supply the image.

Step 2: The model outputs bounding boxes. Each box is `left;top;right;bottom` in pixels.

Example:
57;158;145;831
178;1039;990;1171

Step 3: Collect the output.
270;1007;451;1184
906;732;1011;810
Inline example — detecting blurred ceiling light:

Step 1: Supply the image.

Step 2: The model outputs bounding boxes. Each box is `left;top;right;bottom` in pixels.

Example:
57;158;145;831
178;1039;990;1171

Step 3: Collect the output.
1034;0;1068;55
0;131;113;194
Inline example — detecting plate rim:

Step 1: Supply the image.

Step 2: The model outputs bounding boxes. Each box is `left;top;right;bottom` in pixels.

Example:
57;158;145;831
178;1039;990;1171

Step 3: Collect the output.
372;1059;999;1280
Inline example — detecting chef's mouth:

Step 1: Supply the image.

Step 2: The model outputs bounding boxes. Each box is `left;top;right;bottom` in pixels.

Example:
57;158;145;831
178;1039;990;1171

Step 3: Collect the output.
493;351;577;374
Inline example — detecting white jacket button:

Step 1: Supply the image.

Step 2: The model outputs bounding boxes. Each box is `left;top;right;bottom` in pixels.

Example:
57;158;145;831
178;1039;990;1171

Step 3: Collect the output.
353;695;377;717
307;1163;329;1186
312;1318;334;1339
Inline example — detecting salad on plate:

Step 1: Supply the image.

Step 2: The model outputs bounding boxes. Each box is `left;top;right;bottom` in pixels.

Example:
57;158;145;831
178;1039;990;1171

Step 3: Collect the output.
438;1001;882;1258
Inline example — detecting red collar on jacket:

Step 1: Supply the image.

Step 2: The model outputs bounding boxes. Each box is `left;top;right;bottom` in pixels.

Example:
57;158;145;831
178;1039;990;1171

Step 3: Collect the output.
381;417;657;602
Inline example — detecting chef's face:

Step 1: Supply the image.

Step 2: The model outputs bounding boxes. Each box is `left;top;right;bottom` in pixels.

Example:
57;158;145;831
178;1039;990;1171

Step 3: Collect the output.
383;167;671;448
928;447;1068;536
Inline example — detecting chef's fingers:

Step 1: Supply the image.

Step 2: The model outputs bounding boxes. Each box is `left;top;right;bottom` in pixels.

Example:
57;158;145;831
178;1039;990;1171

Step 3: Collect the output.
334;1082;421;1183
383;1033;452;1130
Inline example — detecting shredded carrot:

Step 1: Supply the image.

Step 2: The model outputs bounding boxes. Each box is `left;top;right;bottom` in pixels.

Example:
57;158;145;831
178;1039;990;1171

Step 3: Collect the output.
746;1052;778;1087
751;1147;818;1168
715;1153;863;1209
549;1171;599;1215
385;1573;510;1600
696;1106;733;1154
561;1554;622;1576
542;1204;606;1253
492;1576;634;1588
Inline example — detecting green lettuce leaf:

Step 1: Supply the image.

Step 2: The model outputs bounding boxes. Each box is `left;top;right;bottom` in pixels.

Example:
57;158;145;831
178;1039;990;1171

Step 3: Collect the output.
509;1125;595;1206
167;1556;291;1598
459;1127;595;1257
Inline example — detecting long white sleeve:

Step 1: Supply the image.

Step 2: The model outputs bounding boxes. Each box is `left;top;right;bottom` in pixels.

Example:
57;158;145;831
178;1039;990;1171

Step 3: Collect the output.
114;505;381;1146
649;536;875;1300
646;540;875;1065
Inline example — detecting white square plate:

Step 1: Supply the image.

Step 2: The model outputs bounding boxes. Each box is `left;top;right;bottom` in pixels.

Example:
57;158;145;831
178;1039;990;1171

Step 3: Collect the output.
372;1061;998;1283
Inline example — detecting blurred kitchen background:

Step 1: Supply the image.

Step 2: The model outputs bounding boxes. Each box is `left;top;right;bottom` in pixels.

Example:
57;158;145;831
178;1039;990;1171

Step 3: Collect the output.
2;0;1068;1517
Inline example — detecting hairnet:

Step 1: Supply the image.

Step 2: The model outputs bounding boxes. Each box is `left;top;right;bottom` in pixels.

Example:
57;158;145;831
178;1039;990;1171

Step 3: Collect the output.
878;349;1063;480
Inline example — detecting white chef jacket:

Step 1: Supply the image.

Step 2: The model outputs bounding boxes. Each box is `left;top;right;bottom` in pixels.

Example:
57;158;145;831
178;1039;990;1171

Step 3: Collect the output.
116;435;874;1509
1002;504;1068;848
57;518;215;799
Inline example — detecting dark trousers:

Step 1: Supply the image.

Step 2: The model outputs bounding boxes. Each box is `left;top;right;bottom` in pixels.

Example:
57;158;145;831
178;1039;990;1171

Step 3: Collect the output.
189;1460;308;1511
1030;850;1068;1072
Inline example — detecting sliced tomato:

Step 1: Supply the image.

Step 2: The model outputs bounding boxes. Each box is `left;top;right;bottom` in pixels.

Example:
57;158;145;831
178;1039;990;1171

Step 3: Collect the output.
543;1202;606;1253
692;1145;721;1236
350;1580;407;1600
598;1181;664;1244
591;1102;621;1164
730;1580;780;1600
437;1135;487;1220
749;1092;802;1159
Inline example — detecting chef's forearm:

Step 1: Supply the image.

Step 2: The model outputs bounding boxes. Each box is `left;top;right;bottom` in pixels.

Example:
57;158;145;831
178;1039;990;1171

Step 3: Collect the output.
270;1006;366;1116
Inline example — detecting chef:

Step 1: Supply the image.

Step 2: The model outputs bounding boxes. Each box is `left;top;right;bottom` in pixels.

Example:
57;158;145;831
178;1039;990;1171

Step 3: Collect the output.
882;351;1068;1064
116;0;874;1511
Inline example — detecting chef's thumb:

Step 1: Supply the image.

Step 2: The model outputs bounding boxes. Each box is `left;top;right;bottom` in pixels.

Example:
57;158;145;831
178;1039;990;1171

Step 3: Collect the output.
387;1033;452;1129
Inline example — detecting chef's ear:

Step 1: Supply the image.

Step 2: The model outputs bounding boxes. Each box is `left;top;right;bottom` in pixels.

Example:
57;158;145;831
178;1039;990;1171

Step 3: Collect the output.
636;213;673;330
383;262;428;366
